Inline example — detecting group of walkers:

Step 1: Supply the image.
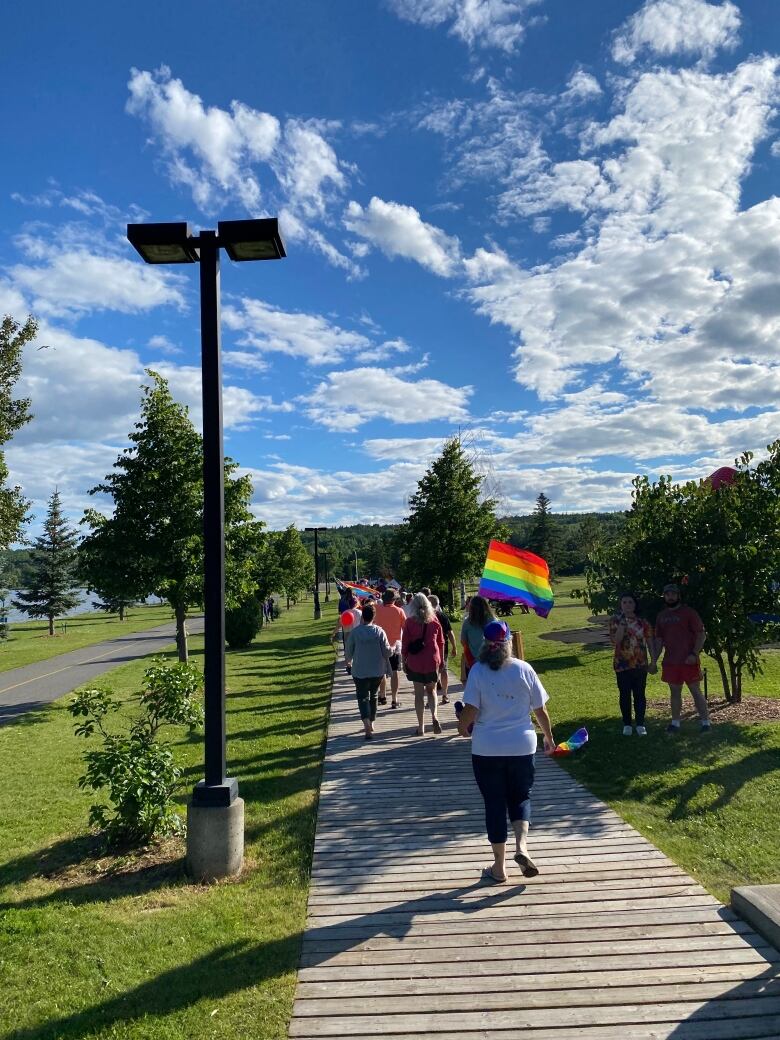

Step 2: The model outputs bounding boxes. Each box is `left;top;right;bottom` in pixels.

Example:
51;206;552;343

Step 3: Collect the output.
329;577;711;885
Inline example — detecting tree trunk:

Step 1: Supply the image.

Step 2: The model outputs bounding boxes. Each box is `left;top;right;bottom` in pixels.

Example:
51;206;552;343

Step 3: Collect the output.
48;615;55;637
448;581;455;612
175;604;189;663
286;594;290;610
119;604;125;622
728;650;741;704
714;651;732;701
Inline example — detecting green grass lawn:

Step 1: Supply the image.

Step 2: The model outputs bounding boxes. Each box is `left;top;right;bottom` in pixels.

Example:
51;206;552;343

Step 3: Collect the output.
0;605;179;673
493;575;780;902
0;601;335;1040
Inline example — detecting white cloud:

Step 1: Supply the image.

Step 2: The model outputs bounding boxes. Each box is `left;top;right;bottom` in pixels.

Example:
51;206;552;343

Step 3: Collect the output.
127;66;279;211
126;68;355;273
223;298;372;366
301;367;473;430
562;70;603;103
463;56;780;403
613;0;741;65
344;197;461;276
388;0;542;52
148;334;183;355
9;240;187;318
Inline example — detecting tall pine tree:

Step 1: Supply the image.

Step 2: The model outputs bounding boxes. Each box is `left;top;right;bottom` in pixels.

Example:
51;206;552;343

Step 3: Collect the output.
13;489;81;635
402;436;505;607
525;492;561;576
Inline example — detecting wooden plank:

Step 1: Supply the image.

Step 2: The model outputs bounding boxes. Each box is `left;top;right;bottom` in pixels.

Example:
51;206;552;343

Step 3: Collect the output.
298;934;773;967
297;948;778;983
293;978;780;1016
285;1023;780;1040
295;963;774;999
287;998;780;1035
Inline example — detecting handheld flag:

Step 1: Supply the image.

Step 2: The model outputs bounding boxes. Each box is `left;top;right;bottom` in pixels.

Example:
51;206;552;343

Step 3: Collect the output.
552;727;588;756
478;540;554;618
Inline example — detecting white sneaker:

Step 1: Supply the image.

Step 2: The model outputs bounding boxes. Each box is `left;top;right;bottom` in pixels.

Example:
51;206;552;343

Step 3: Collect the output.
636;725;648;736
622;725;633;736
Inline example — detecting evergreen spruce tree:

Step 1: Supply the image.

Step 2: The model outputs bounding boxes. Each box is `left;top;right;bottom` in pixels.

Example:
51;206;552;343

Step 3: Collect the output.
13;490;81;635
402;436;505;607
525;493;562;576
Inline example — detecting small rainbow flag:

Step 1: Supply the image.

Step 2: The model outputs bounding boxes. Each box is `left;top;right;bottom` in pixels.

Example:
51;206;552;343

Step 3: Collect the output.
478;539;554;618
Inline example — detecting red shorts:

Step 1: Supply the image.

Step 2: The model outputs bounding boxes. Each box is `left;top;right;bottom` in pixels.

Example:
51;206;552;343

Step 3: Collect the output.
662;662;702;686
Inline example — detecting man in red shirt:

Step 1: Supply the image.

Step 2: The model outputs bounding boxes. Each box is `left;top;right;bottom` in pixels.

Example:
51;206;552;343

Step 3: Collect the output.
374;590;406;708
651;582;711;733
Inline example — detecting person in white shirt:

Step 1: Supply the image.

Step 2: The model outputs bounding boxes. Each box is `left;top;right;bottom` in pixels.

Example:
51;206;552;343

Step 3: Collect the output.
458;620;556;884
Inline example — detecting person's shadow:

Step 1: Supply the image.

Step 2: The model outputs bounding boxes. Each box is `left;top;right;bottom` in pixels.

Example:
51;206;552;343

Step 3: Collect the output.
3;882;522;1040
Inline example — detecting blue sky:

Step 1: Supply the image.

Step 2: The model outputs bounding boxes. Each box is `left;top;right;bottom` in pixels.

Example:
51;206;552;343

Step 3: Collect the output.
2;0;780;534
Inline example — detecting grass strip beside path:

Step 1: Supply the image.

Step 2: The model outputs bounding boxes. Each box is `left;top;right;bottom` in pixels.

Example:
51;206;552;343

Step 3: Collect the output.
0;605;181;673
0;601;335;1040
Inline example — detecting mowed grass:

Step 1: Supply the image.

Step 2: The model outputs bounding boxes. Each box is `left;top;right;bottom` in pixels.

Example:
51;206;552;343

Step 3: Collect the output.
0;601;335;1040
0;604;178;673
493;576;780;902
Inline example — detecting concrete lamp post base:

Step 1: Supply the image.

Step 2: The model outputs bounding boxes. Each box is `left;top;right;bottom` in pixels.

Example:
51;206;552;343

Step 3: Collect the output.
186;797;245;882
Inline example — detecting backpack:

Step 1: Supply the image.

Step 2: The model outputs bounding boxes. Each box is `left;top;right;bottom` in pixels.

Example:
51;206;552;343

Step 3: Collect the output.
407;623;427;655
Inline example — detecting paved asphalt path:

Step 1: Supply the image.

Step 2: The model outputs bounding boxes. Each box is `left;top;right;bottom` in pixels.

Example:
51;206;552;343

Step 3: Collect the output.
0;616;205;724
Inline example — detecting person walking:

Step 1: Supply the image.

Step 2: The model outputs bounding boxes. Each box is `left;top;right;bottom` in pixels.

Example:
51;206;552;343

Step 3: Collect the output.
345;602;392;740
651;582;711;733
374;589;407;708
401;592;445;736
609;593;652;736
331;593;362;674
457;620;556;883
402;592;415;618
429;594;457;703
460;595;495;679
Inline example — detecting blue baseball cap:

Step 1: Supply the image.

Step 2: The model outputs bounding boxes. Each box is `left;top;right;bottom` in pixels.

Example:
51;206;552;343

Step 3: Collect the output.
483;620;510;643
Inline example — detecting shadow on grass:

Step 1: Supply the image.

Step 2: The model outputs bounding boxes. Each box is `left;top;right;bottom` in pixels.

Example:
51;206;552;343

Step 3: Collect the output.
6;883;519;1040
556;713;780;824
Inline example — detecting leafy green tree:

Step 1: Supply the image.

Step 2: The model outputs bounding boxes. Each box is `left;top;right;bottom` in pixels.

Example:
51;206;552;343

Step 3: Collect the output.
92;592;137;622
225;596;263;648
81;372;265;662
0;315;36;558
584;444;780;702
401;436;506;608
273;525;315;609
13;490;81;635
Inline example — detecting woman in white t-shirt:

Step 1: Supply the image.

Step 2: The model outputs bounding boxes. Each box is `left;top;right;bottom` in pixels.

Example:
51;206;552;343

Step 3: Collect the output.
458;620;556;884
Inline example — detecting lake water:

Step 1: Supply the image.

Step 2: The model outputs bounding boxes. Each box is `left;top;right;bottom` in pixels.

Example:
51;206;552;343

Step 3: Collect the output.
0;591;161;625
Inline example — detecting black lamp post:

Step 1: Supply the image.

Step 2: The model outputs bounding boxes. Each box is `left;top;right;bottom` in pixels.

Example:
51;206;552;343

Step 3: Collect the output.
322;553;330;601
305;526;326;619
127;218;285;877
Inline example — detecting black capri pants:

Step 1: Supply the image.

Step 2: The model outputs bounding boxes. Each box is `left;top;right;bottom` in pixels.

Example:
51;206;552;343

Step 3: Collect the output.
472;754;535;844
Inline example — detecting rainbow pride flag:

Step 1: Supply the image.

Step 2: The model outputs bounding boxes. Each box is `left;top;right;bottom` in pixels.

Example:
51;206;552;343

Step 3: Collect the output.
478;540;554;618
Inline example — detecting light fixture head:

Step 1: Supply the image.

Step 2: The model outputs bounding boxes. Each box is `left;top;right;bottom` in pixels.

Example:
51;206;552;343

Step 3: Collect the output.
127;222;198;264
217;218;286;262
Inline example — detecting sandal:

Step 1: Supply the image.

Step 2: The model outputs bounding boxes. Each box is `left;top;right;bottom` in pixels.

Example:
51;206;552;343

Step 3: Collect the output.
514;851;539;878
378;696;387;705
391;701;400;709
432;718;442;734
481;866;507;884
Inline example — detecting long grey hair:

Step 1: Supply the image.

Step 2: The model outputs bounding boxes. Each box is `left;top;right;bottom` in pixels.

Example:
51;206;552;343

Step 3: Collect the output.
478;638;512;671
411;592;435;625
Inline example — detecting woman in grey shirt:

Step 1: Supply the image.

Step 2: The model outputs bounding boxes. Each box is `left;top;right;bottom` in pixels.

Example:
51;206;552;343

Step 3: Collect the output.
346;602;392;740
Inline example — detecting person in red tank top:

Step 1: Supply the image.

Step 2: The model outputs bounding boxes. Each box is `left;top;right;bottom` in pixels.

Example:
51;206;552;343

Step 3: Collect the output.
650;582;710;734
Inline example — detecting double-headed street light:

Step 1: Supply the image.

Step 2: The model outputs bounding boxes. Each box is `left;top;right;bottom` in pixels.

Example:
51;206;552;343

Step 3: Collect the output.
128;218;286;881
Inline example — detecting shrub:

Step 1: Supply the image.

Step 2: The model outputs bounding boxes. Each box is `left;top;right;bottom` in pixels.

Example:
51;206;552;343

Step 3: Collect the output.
225;596;263;648
69;659;203;846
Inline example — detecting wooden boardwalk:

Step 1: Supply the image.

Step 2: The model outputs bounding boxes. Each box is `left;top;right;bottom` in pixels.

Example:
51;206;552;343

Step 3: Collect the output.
290;659;780;1039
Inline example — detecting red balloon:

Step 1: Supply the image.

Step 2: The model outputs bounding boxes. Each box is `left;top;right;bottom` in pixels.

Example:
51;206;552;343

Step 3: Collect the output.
340;610;356;627
707;466;738;490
